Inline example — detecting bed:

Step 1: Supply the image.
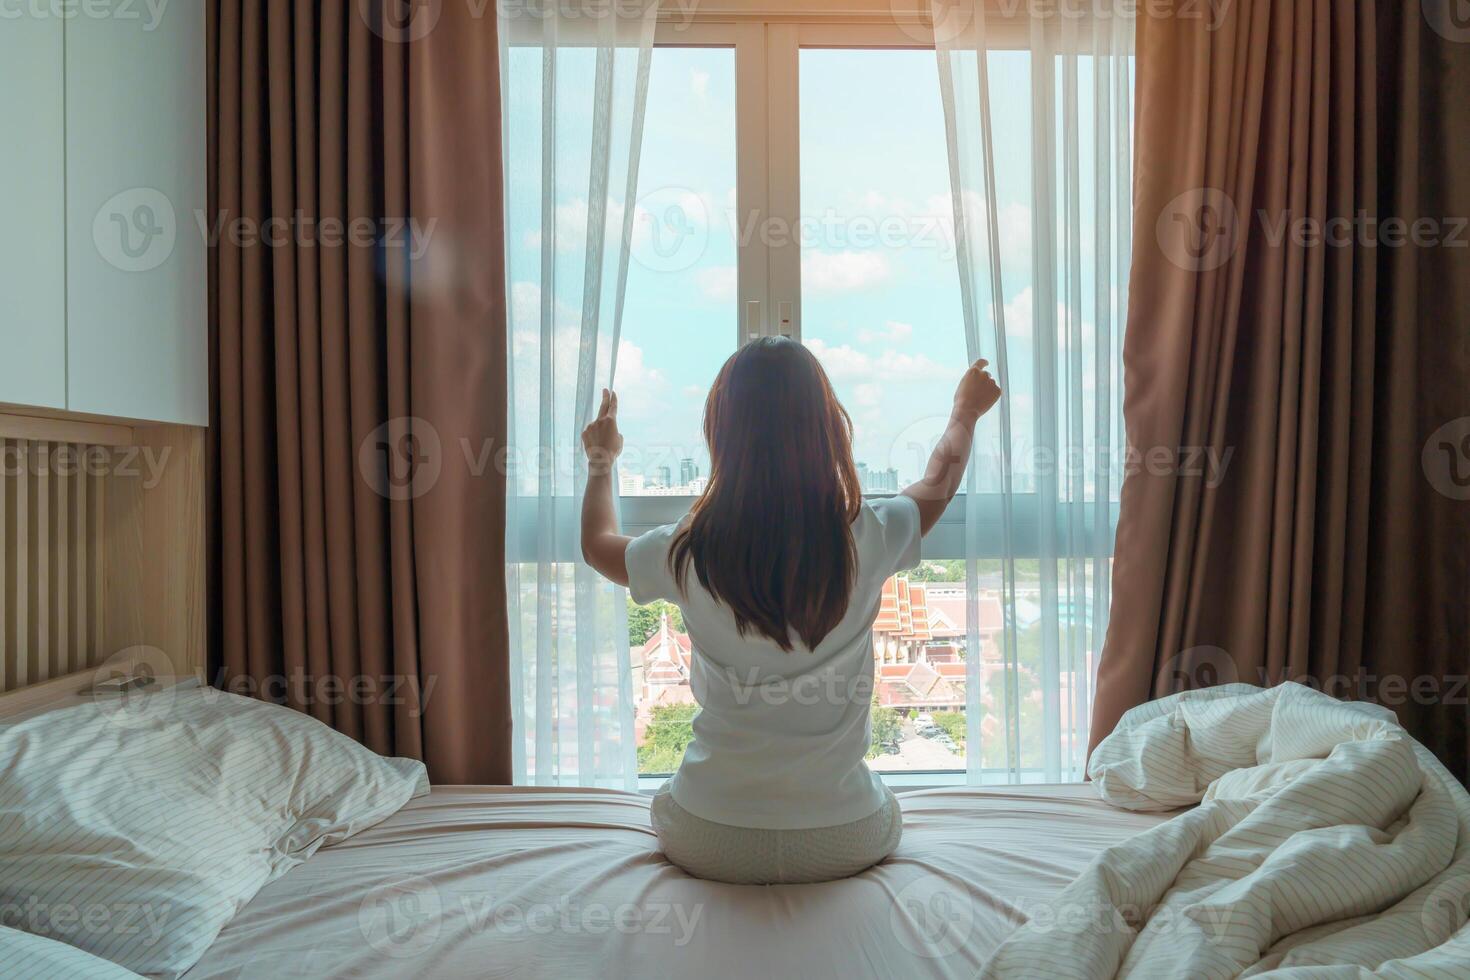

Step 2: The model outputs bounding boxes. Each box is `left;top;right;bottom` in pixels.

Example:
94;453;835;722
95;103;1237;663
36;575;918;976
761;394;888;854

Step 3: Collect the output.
4;674;1469;979
187;784;1174;979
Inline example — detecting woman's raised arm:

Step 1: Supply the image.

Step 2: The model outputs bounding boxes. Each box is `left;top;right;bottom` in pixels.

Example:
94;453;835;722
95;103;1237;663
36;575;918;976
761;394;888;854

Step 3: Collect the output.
901;360;1002;535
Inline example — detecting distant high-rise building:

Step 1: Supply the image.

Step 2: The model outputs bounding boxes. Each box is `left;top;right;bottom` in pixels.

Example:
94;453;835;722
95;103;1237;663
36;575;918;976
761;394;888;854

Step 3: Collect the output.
856;462;899;494
679;457;697;485
655;465;672;487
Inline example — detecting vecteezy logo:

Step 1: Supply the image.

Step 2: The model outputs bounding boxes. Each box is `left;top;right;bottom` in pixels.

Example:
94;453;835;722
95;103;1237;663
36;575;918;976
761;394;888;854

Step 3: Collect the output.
1155;188;1240;272
630;187;710;274
88;646;181;730
1420;875;1470;940
890;875;974;959
1422;416;1470;501
93;188;177;273
885;414;956;499
1161;645;1238;694
1423;0;1470;43
890;0;975;45
362;0;443;43
359;876;442;958
358;417;443;501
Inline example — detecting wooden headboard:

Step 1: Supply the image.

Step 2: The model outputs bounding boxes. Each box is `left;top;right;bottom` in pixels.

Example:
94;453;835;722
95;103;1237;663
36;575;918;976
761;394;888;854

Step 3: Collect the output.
0;408;205;701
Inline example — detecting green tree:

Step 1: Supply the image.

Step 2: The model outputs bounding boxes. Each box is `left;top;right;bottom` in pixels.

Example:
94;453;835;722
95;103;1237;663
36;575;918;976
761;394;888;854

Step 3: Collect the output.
866;704;904;759
1013;623;1091;675
931;710;967;746
908;559;967;582
976;669;1044;770
637;702;698;774
627;596;685;648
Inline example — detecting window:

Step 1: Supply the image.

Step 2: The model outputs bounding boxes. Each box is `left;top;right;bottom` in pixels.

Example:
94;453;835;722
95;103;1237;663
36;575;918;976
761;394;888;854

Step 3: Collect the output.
508;8;1133;785
617;47;737;498
799;48;969;493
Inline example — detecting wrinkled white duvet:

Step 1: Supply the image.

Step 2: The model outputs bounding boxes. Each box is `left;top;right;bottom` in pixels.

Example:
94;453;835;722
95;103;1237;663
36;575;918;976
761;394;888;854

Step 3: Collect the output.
983;683;1470;978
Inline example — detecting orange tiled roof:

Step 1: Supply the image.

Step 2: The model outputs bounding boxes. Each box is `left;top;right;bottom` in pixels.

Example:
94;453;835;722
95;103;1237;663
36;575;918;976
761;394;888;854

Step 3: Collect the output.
638;614;693;677
874;577;902;632
875;577;939;642
905;580;932;640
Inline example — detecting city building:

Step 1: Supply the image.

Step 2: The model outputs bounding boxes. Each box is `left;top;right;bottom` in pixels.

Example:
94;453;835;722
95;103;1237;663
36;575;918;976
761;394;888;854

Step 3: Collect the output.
633;577;1018;728
856;462;900;494
631;612;697;743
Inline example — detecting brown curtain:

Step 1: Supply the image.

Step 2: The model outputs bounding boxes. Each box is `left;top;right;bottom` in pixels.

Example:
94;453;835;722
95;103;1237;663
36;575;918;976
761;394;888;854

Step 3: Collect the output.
207;1;511;783
1092;1;1470;780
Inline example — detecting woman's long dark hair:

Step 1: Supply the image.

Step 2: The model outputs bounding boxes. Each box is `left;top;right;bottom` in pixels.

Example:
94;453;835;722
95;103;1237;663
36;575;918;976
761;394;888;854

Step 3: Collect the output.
669;337;862;651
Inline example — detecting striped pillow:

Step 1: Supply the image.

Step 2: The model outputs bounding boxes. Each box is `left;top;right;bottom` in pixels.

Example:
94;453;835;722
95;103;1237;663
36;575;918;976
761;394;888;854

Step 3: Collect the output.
0;926;143;979
0;680;428;978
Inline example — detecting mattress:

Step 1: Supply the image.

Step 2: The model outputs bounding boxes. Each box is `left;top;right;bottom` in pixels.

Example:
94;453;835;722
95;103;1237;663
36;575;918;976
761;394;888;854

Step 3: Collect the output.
186;784;1174;979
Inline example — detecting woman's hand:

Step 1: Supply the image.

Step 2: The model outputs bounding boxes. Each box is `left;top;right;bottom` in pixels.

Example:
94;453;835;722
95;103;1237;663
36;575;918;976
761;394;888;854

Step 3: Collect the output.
581;388;630;584
952;359;1002;424
582;388;624;475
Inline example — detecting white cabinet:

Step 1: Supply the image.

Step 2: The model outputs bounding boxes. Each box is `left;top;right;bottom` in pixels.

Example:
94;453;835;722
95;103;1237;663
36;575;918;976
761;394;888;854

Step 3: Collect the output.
0;12;67;410
65;1;207;426
0;2;207;426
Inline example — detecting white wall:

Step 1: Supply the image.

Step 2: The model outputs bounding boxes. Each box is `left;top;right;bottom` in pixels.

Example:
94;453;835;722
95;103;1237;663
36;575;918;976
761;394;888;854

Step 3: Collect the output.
0;13;67;410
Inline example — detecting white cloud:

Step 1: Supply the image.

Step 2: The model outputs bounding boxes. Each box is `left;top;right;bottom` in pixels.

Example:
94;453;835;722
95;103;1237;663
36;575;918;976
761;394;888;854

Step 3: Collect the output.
695;265;737;303
629;188;714;268
1002;287;1034;339
518;197;631;255
999;203;1032;256
854;188;919;218
858;320;914;345
613;340;669;420
553;197;623;254
806;337;948;383
802;250;891;292
508;281;575;360
924;192;1032;270
510;280;541;335
540;193;716;258
1000;286;1096;350
852;382;883;409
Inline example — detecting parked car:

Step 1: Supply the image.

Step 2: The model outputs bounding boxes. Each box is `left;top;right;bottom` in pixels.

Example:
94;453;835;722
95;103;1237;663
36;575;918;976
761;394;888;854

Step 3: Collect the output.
914;713;935;727
880;741;901;755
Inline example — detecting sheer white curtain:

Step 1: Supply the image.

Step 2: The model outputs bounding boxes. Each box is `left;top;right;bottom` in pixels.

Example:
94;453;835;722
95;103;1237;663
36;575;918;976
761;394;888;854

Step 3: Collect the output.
500;2;657;788
935;1;1134;782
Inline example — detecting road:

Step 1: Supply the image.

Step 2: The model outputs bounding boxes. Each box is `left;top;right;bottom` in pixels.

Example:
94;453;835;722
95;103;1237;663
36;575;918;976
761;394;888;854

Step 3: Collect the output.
872;719;964;772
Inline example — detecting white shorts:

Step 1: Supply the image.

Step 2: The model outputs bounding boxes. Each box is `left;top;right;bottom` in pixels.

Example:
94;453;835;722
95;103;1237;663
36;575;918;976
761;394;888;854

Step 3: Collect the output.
651;785;903;885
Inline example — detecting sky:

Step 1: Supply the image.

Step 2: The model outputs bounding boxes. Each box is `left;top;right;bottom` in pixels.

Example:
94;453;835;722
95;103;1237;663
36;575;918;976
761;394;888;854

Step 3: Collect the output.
504;45;1130;498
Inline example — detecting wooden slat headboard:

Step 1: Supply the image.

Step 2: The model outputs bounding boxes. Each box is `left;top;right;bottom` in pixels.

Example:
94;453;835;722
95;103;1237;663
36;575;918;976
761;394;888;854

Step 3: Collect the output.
0;437;107;691
0;411;205;699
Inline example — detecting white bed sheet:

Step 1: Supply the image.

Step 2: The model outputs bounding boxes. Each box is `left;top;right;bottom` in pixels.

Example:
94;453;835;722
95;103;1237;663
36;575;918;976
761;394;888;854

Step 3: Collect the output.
186;784;1175;979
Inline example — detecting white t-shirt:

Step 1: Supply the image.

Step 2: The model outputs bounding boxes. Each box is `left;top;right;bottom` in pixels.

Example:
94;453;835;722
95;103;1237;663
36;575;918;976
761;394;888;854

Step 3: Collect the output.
626;494;923;830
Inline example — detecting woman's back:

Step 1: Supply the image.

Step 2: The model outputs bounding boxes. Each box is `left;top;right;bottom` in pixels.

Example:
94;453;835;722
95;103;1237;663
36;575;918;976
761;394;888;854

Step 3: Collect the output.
628;495;922;830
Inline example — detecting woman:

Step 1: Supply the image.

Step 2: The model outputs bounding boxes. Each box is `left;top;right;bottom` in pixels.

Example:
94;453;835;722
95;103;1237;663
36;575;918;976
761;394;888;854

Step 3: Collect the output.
581;337;1001;884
